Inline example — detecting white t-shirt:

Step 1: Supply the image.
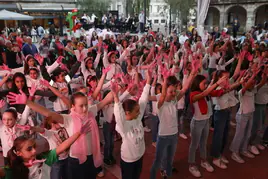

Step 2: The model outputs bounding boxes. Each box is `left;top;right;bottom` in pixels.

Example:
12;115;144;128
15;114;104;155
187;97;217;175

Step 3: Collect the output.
255;83;268;104
192;99;211;120
53;82;69;112
114;84;150;162
208;52;220;69
61;105;98;158
28;149;57;179
237;88;257;114
157;100;178;136
41;128;69;160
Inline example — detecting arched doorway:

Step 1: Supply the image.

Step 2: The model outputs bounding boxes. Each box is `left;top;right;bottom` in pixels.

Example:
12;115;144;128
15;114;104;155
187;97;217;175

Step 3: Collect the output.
255;4;268;27
205;7;220;31
227;5;247;32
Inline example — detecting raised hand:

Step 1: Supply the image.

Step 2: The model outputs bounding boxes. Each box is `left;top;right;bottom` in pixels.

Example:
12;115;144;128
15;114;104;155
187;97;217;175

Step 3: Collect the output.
60;64;69;72
102;65;111;75
127;83;138;96
0;64;11;72
7;90;27;105
0;100;6;108
121;74;130;84
34;54;44;65
80;120;91;134
56;56;65;64
247;53;253;61
161;65;171;79
103;44;109;52
29;83;37;97
40;79;50;87
110;81;119;94
192;59;201;73
217;76;228;86
16;124;31;131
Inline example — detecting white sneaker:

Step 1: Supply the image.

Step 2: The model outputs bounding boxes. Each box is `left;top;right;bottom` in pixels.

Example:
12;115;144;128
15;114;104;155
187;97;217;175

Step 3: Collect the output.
231;153;245;164
220;156;229;164
189;166;201;178
249;145;260;155
213;159;227;169
179;133;188;140
143;126;151;132
257;144;265;151
241;151;255;158
97;170;104;177
201;161;214;172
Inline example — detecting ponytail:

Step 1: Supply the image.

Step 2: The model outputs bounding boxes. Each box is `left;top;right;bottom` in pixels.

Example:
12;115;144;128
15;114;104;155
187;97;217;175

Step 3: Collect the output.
7;136;31;179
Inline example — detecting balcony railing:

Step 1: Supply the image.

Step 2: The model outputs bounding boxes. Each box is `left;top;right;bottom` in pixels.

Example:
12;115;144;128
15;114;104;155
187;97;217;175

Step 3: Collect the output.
210;0;268;4
2;0;76;3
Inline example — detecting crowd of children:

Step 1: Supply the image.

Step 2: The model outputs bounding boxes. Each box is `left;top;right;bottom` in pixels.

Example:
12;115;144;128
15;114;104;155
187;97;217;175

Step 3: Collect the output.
0;26;267;179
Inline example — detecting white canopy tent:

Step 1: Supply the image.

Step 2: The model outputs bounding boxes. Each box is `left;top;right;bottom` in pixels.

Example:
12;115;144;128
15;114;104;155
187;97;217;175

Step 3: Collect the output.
197;0;210;39
0;9;34;20
0;9;34;37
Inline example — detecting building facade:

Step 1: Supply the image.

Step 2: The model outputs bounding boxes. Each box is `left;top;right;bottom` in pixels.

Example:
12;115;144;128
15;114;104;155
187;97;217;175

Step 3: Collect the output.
0;0;76;29
205;0;268;31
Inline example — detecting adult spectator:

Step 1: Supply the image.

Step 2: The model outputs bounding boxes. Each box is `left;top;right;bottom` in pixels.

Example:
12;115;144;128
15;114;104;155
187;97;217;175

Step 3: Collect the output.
179;31;189;45
139;11;145;33
232;18;240;39
4;40;23;69
22;36;38;56
37;25;45;38
0;37;6;65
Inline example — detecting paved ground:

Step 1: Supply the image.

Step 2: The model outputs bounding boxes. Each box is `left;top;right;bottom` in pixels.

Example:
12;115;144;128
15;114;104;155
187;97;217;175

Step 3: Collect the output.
101;111;268;179
0;112;267;179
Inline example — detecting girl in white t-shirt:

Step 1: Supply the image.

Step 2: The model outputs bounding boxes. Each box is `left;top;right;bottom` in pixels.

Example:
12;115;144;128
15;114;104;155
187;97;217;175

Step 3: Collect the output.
1;124;90;179
150;69;195;179
188;74;227;178
210;70;243;169
0;106;30;164
7;88;114;179
111;70;151;179
230;69;263;164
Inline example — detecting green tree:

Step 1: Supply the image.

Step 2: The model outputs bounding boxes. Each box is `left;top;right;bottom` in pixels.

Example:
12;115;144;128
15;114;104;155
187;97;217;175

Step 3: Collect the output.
126;0;150;16
76;0;111;17
164;0;195;25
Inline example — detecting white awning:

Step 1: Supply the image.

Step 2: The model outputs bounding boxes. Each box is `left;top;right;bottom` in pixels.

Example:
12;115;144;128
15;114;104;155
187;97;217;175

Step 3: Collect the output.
61;4;77;11
19;3;63;11
0;9;34;20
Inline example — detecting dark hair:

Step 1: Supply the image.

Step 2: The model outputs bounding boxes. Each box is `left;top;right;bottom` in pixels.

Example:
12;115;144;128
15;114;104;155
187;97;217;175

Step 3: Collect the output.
24;55;37;74
7;136;35;179
27;67;39;76
43;116;56;130
191;75;206;91
70;92;86;105
214;70;228;84
4;108;18;119
155;83;162;94
51;67;64;81
84;57;94;70
11;72;28;94
86;75;98;88
167;76;178;87
122;99;138;112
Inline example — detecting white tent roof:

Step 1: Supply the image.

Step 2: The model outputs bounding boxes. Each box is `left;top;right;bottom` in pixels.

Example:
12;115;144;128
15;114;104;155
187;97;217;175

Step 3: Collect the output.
0;9;34;20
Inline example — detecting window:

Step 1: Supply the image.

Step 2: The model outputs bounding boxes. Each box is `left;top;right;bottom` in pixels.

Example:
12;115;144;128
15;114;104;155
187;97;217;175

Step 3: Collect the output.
157;5;161;12
154;19;159;24
161;19;165;23
117;5;121;13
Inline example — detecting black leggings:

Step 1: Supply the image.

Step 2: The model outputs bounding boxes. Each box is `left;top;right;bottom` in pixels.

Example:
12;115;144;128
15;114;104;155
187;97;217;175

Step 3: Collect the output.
120;157;143;179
